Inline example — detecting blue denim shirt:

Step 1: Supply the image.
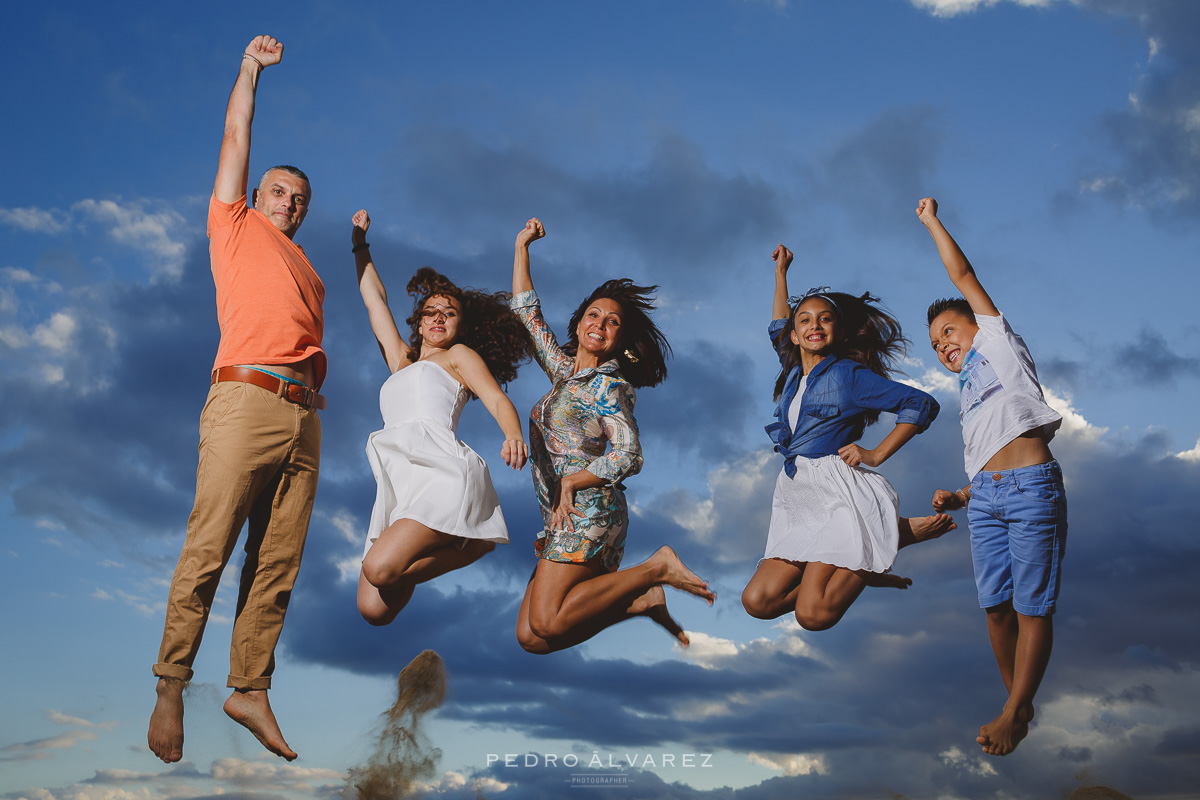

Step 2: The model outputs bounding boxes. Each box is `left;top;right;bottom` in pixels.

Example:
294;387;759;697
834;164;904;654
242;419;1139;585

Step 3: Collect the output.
765;318;939;477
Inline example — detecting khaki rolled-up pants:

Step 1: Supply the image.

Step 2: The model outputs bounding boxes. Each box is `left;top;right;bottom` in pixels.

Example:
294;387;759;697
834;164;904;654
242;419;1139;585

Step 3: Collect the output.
153;380;321;690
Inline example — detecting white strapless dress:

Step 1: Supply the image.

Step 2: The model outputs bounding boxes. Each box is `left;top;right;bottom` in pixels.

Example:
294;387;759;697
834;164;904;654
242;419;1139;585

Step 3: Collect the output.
363;360;509;557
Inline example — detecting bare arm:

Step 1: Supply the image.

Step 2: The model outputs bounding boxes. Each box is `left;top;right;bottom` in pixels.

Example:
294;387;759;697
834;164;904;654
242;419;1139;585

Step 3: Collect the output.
932;485;972;511
512;217;545;295
916;197;998;317
214;36;283;204
351;210;412;372
838;423;921;469
448;345;527;469
771;244;793;321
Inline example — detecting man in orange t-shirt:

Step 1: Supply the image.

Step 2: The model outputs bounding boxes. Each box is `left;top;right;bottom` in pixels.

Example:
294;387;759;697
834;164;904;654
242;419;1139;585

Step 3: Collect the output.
148;35;324;765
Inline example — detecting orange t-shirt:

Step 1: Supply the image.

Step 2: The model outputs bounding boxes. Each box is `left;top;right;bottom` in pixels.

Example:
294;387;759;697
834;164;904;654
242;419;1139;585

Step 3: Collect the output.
208;194;327;388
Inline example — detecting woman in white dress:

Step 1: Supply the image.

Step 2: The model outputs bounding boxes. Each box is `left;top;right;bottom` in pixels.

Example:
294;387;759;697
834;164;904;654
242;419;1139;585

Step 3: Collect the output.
351;209;532;625
740;244;956;631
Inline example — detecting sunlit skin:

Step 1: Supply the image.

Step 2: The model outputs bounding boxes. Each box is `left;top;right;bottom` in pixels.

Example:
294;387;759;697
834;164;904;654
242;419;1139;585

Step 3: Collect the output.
928;308;979;373
574;297;623;369
416;295;463;351
252;169;310;239
789;297;839;368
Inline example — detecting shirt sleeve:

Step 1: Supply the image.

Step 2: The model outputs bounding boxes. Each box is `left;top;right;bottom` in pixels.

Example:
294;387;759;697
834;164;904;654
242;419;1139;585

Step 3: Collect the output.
511;290;573;379
585;378;643;484
848;365;940;432
207;193;248;238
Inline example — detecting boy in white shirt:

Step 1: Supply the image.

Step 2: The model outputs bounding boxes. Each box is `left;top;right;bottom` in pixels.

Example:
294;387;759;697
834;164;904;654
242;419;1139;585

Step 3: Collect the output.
919;197;1066;757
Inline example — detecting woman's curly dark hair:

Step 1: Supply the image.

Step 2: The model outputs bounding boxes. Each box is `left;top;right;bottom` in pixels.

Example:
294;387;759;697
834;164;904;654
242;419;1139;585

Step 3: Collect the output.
403;267;532;391
773;290;908;427
563;279;671;388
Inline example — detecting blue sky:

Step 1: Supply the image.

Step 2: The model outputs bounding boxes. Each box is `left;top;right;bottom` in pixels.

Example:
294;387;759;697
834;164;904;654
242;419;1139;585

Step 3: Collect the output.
2;1;1199;798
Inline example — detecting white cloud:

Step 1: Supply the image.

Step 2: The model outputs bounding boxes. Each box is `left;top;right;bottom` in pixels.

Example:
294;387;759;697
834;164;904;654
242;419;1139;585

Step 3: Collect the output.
321;507;363;546
73;199;189;281
0;728;98;763
937;744;998;776
0;206;70;234
32;311;77;352
209;756;344;786
1175;438;1200;462
0;324;30;349
2;266;39;283
910;0;1055;18
899;367;957;397
1043;385;1107;443
680;631;742;667
45;711;94;728
747;751;828;776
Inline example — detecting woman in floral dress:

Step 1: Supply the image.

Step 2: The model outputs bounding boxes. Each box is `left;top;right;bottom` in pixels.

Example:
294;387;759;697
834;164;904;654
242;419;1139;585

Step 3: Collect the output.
509;218;715;654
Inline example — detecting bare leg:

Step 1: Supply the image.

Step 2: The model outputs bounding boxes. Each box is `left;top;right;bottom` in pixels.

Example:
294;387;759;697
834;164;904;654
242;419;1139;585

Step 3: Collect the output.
741;558;805;620
792;562;911;631
223;689;297;761
357;571;416;626
358;519;496;625
628;585;689;646
147;678;185;763
897;514;957;548
517;546;713;653
979;608;1052;756
362;519;494;588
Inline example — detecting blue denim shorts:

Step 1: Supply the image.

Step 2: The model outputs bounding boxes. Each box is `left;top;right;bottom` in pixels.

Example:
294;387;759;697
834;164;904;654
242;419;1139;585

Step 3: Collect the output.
967;460;1067;616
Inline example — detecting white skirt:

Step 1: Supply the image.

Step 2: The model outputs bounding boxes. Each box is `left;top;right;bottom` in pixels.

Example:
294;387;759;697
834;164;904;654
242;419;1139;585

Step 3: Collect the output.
763;454;900;573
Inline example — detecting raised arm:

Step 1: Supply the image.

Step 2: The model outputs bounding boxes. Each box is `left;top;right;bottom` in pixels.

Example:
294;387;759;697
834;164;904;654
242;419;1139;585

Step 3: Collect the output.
351;210;412;372
448;345;527;470
916;197;998;317
771;244;794;321
513;217;545;295
214;36;283;204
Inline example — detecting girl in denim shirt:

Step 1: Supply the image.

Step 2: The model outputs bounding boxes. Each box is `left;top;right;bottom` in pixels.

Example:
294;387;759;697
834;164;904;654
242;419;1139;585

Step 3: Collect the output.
511;218;716;654
741;245;956;631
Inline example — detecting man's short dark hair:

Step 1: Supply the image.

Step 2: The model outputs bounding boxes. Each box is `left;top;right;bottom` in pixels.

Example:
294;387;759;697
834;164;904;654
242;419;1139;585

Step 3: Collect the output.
927;297;975;327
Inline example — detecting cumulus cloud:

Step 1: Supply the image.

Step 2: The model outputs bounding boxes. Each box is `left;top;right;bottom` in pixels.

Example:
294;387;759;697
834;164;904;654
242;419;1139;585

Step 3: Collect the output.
73;198;190;281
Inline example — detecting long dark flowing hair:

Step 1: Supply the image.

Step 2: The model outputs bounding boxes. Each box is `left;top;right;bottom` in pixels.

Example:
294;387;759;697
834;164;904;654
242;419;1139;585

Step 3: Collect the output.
773;289;908;427
564;279;670;388
404;267;532;389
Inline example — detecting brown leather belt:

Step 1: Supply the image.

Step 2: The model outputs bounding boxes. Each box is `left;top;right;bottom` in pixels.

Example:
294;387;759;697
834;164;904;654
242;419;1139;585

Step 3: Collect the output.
211;367;327;410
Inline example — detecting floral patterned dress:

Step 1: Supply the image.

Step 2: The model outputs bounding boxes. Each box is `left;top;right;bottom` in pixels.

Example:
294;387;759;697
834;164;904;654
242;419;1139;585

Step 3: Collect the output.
511;290;642;571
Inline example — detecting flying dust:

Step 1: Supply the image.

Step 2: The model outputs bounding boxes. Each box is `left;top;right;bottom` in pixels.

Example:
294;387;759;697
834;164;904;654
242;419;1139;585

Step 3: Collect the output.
347;649;449;800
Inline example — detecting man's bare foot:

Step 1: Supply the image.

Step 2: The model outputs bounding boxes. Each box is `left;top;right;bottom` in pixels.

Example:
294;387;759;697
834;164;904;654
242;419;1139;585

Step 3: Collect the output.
223;689;297;761
649;546;716;604
630;586;689;647
148;678;185;763
859;570;912;589
900;514;957;548
977;703;1034;756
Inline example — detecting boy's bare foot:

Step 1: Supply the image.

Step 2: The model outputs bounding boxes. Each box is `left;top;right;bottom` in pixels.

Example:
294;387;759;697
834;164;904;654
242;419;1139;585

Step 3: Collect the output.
901;514;957;547
629;585;689;647
977;703;1034;756
223;689;297;761
148;678;185;763
649;546;716;604
859;570;912;589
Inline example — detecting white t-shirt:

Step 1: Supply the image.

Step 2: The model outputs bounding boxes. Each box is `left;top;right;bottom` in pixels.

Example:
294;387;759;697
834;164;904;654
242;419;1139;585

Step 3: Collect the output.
958;312;1061;478
786;376;809;432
